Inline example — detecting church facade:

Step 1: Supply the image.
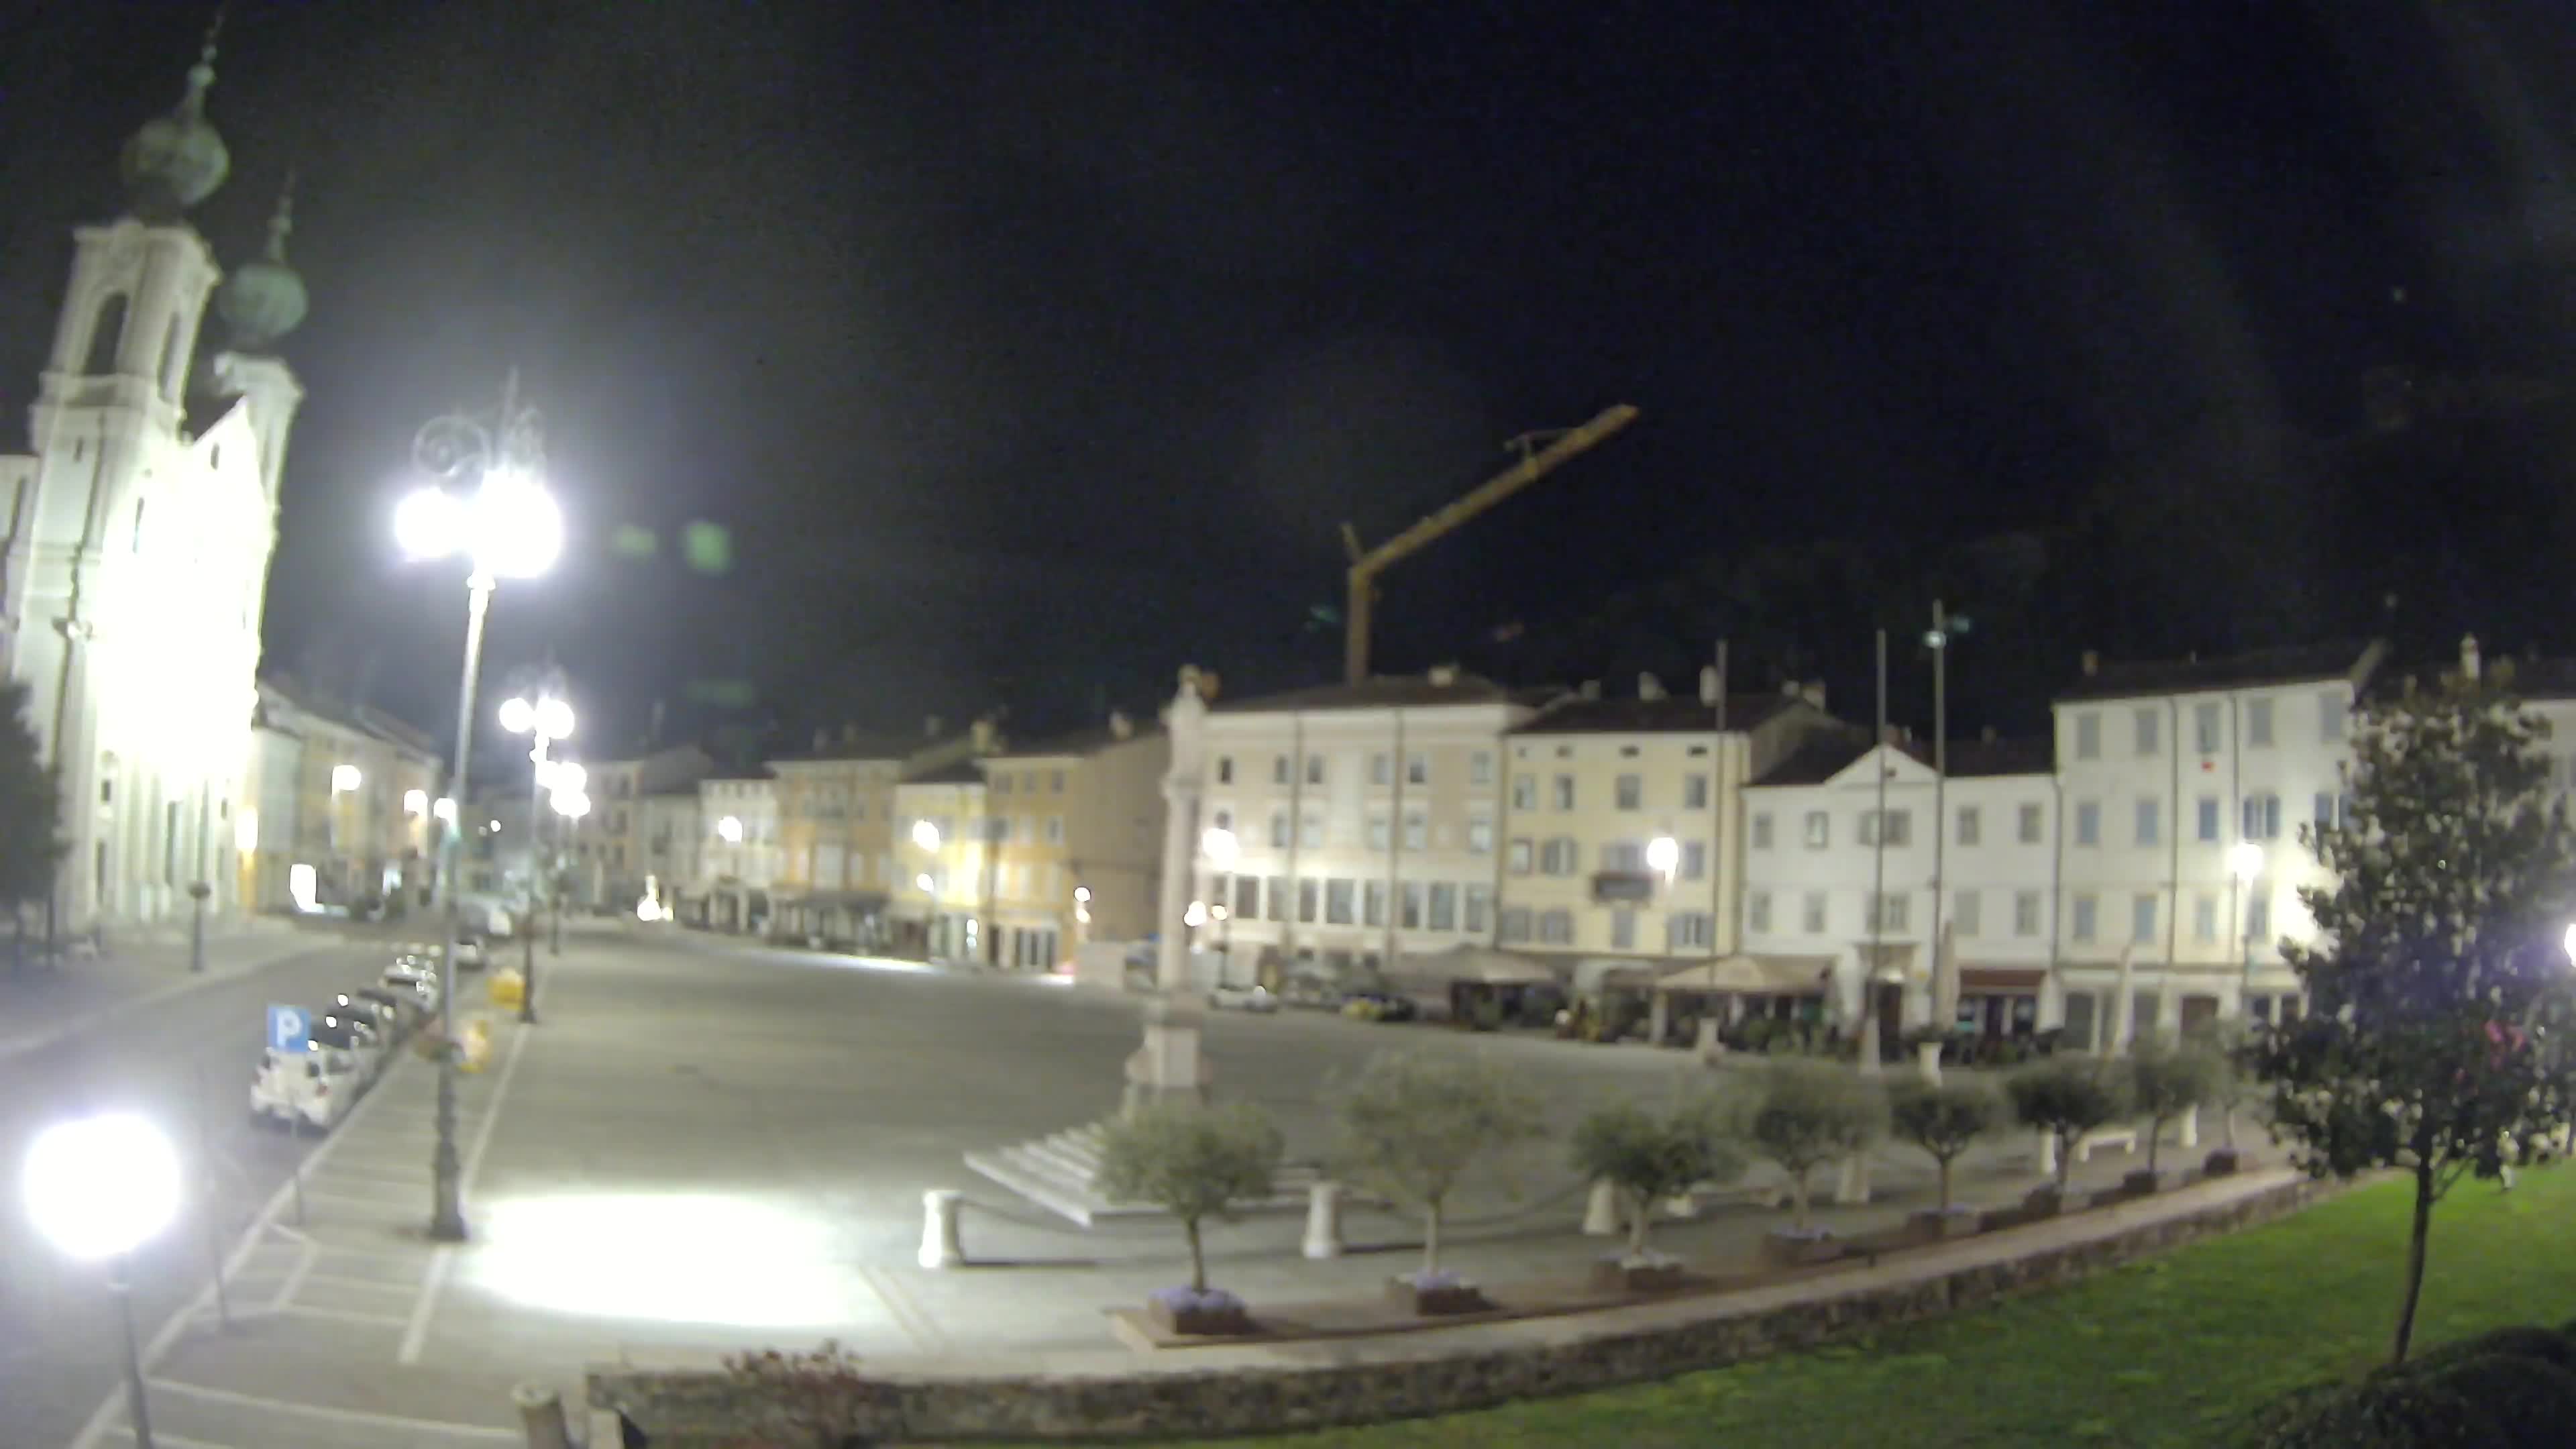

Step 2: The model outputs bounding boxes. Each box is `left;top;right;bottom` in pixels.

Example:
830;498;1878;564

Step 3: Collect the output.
0;31;310;932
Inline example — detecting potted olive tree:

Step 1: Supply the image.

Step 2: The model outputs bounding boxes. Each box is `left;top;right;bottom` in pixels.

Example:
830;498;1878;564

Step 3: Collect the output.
1888;1077;2002;1240
1743;1062;1888;1265
2006;1057;2133;1214
1570;1095;1741;1292
1330;1051;1542;1315
1093;1100;1284;1336
2124;1045;2222;1194
2193;1020;2257;1176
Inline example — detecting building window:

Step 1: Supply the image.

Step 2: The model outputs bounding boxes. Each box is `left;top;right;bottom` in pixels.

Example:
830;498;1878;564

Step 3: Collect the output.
1364;879;1387;926
1680;840;1707;880
1212;807;1233;833
1859;809;1910;847
2018;802;2043;844
1406;752;1428;786
1234;875;1260;920
1305;754;1326;786
1601;841;1644;871
1273;755;1290;785
2135;798;2159;847
2193;702;2220;755
2013;890;2041;937
1953;889;1981;936
1552;775;1574;810
1803;892;1827;933
1511;775;1536;811
2074;800;2100;847
1804;811;1830;848
1540;838;1578;875
2193;894;2217;943
1469;751;1493;786
1498;906;1531;943
1615;773;1642;810
1865;893;1909;932
2246;699;2274;747
1297;879;1319;923
2131;893;2158;944
1371;753;1391;786
1429;883;1457;930
1748;892;1772;932
1538;909;1574;945
2196;796;2219;843
2075;712;2100;760
1610;908;1637;950
1508;839;1532;875
1684;773;1709;810
2319;692;2346;742
2247;894;2271;943
1269;811;1290;848
2134;706;2160;756
1216;756;1234;784
1464;885;1490;934
1403;814;1426;849
1297;814;1322;848
1046;815;1064;844
1669;911;1715;950
1752;812;1774;849
1467;817;1493;855
1955;806;1980;846
2072;894;2098;942
1265;877;1287;922
994;773;1014;795
1401;882;1424;929
1368;816;1390;851
2242;792;2283;841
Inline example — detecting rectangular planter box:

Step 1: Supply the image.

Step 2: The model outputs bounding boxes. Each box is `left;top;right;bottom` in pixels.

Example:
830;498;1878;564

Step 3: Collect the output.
1589;1257;1686;1293
1906;1208;1984;1242
2202;1148;2242;1178
1385;1279;1490;1316
2023;1185;2086;1218
1146;1298;1254;1336
2120;1169;2166;1198
1761;1230;1843;1267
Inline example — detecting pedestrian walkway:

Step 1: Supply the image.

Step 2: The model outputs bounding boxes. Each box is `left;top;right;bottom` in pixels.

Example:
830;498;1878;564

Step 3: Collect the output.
0;920;332;1064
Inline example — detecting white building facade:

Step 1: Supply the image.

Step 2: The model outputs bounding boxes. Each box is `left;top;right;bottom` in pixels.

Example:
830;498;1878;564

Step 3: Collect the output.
692;772;780;930
0;41;309;933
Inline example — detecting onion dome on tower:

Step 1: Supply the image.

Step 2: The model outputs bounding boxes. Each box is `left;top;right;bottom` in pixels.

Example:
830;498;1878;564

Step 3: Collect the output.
218;172;308;350
118;15;230;221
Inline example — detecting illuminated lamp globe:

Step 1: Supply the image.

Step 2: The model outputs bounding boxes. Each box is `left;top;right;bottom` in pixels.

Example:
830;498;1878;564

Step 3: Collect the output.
1646;836;1680;874
911;820;941;851
2227;841;2265;883
395;487;466;563
23;1112;182;1261
535;696;574;740
552;790;590;820
497;696;535;734
468;470;561;580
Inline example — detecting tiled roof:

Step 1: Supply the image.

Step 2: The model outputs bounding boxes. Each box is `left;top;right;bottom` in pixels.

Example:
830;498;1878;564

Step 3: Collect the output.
984;721;1163;759
769;735;928;764
2052;640;2384;703
1750;733;2050;786
258;675;441;759
1211;674;1523;714
1751;736;1874;787
901;758;985;786
1507;693;1803;736
1943;737;2055;777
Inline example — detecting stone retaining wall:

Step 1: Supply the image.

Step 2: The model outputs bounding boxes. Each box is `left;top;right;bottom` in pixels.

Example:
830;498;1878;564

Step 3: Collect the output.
589;1173;2334;1446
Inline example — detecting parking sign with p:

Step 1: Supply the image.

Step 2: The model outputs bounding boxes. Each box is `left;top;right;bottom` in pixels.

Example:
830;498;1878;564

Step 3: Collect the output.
266;1003;311;1053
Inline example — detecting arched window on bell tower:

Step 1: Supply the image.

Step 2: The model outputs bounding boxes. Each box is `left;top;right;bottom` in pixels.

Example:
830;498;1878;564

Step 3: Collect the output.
156;314;184;400
84;294;129;376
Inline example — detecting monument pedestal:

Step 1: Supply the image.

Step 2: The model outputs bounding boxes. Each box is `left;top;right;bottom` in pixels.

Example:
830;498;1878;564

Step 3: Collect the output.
1123;993;1213;1113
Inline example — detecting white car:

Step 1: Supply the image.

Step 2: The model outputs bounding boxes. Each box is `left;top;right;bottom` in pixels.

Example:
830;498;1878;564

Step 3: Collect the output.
384;959;441;1002
1209;983;1279;1013
309;1013;386;1083
251;1046;362;1130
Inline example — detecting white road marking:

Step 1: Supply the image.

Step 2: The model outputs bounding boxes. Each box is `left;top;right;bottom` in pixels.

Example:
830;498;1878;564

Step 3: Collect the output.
102;1430;237;1449
398;1021;530;1366
299;1271;418;1295
268;1242;317;1312
276;1302;409;1329
142;1381;518;1442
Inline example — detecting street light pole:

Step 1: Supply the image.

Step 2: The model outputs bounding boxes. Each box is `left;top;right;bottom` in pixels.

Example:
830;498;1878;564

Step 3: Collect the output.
110;1254;153;1449
429;574;490;1241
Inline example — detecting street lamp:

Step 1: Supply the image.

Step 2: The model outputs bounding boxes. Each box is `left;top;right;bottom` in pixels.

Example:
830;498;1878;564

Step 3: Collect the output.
912;818;941;851
1645;835;1680;878
550;786;590;957
1199;826;1238;964
2229;841;2265;1017
502;686;576;1014
716;814;743;845
396;370;558;1244
25;1112;182;1448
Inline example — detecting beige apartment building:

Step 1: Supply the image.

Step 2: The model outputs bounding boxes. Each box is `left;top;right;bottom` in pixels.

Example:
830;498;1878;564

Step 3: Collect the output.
1497;674;1837;985
979;711;1169;969
892;759;994;961
562;743;714;912
1199;669;1539;985
243;678;443;915
765;729;924;949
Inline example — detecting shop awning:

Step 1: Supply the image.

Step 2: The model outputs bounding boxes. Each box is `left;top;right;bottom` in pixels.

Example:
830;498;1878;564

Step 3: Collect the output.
1656;955;1833;995
777;890;889;912
1959;965;2049;992
1392;945;1560;987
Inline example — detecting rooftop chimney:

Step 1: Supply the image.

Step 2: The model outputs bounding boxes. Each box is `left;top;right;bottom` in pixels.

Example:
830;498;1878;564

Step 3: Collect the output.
2080;649;2100;678
970;717;996;753
813;728;828;751
1638;672;1664;700
842;722;859;745
1699;665;1720;706
924;714;943;739
2461;633;2482;682
1580;679;1601;700
1427;663;1460;687
1882;723;1905;747
1109;709;1134;740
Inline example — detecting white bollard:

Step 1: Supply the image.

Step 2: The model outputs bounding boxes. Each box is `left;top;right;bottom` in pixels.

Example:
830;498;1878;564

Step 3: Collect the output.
1834;1152;1872;1205
1301;1181;1345;1260
1582;1179;1623;1236
2036;1127;2057;1181
2178;1105;2199;1150
1915;1040;1944;1087
513;1384;572;1449
918;1189;964;1270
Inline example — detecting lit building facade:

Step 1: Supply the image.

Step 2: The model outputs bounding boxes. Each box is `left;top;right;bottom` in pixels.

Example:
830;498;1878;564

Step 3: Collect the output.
241;679;440;914
979;712;1168;969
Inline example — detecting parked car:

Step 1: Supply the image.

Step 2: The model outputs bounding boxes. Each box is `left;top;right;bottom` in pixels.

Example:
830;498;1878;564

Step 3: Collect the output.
349;984;424;1028
1340;991;1419;1023
1208;983;1278;1013
251;1046;362;1130
1278;973;1340;1009
332;990;408;1040
383;957;441;1000
309;1013;384;1083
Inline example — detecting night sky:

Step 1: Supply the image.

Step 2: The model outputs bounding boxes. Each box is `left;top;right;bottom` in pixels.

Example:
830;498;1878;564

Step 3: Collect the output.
5;2;2573;761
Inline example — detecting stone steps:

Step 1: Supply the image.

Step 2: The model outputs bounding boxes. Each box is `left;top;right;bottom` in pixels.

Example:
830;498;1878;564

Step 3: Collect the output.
964;1121;1342;1227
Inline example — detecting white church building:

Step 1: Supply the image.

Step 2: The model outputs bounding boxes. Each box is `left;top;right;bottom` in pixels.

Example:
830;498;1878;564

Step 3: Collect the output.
0;32;309;932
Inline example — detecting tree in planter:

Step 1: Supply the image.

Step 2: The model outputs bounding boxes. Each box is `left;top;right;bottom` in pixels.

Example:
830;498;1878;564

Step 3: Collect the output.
1569;1095;1742;1263
1328;1051;1543;1283
2128;1045;2222;1176
2006;1056;2133;1195
1742;1062;1888;1234
0;680;63;971
1888;1077;2001;1215
1093;1100;1283;1297
2254;656;2576;1366
2187;1019;2259;1152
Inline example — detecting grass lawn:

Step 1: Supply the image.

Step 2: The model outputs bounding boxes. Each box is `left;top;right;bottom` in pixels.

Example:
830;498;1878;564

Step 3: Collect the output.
1137;1166;2576;1449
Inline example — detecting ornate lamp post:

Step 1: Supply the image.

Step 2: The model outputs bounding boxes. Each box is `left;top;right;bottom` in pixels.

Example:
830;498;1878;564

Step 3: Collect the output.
500;688;574;1021
394;371;559;1243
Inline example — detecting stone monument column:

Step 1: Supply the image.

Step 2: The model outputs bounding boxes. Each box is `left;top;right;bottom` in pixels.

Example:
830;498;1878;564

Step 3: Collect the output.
1125;666;1213;1111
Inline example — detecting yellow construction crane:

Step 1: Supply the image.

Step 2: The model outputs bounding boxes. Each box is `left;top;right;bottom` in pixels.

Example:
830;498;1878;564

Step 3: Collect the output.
1340;402;1640;684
